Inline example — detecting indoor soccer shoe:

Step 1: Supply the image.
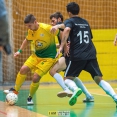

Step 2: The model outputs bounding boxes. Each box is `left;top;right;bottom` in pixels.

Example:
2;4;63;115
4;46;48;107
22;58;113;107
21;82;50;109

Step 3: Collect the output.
69;88;82;106
27;96;34;105
83;96;94;102
4;88;18;95
57;89;73;98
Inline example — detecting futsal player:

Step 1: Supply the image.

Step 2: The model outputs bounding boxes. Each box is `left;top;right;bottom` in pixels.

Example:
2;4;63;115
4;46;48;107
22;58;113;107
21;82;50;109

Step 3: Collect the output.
49;12;94;102
51;2;117;106
4;14;61;105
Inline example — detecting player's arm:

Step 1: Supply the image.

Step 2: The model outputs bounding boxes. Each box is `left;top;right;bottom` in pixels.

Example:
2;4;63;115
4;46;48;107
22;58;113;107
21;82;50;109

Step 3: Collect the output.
51;24;65;34
14;38;29;57
59;31;69;56
56;27;71;57
113;34;117;46
60;27;71;51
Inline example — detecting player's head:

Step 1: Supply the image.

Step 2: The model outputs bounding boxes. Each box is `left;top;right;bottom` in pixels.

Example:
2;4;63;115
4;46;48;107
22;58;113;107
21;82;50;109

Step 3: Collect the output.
24;14;38;31
50;12;63;26
66;2;80;17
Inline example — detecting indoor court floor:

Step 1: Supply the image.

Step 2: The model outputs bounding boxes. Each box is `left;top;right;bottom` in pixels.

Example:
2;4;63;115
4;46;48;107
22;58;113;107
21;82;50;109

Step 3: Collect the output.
0;82;117;117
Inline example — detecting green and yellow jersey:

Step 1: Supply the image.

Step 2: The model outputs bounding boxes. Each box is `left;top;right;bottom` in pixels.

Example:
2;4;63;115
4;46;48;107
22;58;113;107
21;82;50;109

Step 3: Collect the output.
26;23;60;58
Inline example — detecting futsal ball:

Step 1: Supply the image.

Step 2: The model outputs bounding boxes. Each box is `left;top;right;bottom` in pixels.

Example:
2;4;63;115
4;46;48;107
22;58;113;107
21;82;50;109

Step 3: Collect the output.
6;93;18;106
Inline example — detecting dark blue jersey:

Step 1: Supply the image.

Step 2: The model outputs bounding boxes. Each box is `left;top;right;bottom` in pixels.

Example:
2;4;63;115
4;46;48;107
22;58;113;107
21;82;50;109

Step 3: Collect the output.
64;17;97;61
57;22;70;44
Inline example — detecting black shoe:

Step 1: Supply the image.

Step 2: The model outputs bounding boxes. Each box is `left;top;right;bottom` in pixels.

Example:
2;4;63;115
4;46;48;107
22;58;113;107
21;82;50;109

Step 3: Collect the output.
27;96;34;105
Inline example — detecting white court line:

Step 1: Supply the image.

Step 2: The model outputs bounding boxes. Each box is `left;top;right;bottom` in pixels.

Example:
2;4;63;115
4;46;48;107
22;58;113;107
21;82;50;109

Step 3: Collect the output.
91;93;110;97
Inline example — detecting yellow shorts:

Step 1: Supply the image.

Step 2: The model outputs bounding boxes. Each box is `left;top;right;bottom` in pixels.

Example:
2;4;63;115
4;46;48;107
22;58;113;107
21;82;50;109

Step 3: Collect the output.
24;54;57;77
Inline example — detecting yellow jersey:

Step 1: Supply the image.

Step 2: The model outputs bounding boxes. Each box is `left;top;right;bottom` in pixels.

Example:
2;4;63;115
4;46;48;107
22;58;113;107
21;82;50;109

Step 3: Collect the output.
26;23;60;58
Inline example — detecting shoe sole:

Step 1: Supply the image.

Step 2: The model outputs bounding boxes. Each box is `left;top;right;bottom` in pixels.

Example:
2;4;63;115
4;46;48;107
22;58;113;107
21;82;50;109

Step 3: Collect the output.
57;92;68;98
57;92;73;98
83;100;94;103
27;102;34;105
69;89;82;106
67;93;73;97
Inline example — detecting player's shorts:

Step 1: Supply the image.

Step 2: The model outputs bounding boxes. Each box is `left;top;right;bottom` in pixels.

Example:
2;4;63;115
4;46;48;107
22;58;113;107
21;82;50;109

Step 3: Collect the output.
64;59;103;79
65;55;70;66
61;55;70;71
24;54;57;77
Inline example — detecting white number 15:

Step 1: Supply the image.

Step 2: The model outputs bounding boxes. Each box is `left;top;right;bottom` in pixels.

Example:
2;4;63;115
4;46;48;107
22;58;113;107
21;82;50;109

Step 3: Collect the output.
77;31;89;44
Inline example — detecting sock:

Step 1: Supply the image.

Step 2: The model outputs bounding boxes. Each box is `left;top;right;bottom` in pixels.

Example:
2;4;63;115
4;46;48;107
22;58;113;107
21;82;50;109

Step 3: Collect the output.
53;73;68;90
74;77;92;98
99;80;116;97
15;72;26;91
29;82;39;97
65;79;78;92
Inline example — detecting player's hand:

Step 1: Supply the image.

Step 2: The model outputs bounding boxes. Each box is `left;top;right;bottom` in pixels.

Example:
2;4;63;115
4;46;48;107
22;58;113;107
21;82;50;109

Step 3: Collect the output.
113;34;117;46
50;25;58;34
0;46;3;51
55;47;62;58
14;51;21;58
63;44;70;57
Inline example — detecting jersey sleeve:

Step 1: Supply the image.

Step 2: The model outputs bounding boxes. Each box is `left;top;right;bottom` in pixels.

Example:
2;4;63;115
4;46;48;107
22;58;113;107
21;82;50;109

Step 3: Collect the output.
64;19;73;29
43;24;60;36
26;30;33;41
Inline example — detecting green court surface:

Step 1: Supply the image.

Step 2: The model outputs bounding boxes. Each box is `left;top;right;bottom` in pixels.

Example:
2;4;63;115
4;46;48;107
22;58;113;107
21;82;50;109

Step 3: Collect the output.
0;82;117;117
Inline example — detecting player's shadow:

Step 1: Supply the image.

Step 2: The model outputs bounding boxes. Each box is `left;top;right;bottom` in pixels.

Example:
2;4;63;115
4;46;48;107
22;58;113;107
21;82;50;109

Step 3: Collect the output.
70;102;94;117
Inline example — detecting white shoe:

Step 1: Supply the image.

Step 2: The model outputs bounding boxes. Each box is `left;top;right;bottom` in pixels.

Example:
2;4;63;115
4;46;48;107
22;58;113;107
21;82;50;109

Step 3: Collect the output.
4;88;18;94
27;96;34;105
57;90;73;98
4;90;10;94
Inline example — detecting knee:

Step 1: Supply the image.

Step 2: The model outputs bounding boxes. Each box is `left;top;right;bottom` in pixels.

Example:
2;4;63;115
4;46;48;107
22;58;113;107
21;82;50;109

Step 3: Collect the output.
20;66;30;74
49;68;55;77
94;76;102;85
32;73;41;83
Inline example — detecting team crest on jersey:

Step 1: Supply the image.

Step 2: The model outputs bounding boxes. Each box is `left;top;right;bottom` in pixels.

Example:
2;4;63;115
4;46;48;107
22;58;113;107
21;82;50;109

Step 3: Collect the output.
35;40;48;50
36;41;43;47
40;34;44;37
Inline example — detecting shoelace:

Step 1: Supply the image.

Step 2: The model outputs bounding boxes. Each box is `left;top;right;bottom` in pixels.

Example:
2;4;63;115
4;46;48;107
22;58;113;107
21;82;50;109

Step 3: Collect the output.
27;97;32;101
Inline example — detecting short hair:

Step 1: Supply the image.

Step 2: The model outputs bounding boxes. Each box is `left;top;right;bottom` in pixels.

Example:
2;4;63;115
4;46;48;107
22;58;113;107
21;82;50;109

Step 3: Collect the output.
66;2;80;15
50;12;63;22
24;14;36;23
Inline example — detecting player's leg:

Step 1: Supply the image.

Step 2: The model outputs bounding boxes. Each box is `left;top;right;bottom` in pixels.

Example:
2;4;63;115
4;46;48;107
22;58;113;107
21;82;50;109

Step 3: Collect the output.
49;57;73;97
56;57;93;101
64;61;86;106
85;59;117;106
65;78;82;106
14;54;38;93
27;72;41;105
4;60;32;94
4;54;38;105
27;57;57;105
74;77;94;102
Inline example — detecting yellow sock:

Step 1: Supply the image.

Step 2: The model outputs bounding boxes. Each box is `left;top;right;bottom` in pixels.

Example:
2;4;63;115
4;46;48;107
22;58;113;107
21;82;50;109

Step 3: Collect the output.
29;82;39;97
14;72;27;91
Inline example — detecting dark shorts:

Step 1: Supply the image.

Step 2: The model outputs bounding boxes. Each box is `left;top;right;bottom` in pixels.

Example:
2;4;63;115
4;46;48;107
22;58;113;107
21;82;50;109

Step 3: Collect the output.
64;59;103;79
61;55;70;71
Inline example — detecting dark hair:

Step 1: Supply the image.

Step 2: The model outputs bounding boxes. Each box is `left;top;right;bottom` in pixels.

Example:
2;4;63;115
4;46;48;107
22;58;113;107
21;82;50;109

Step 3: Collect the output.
66;2;80;15
24;14;36;23
50;12;63;22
